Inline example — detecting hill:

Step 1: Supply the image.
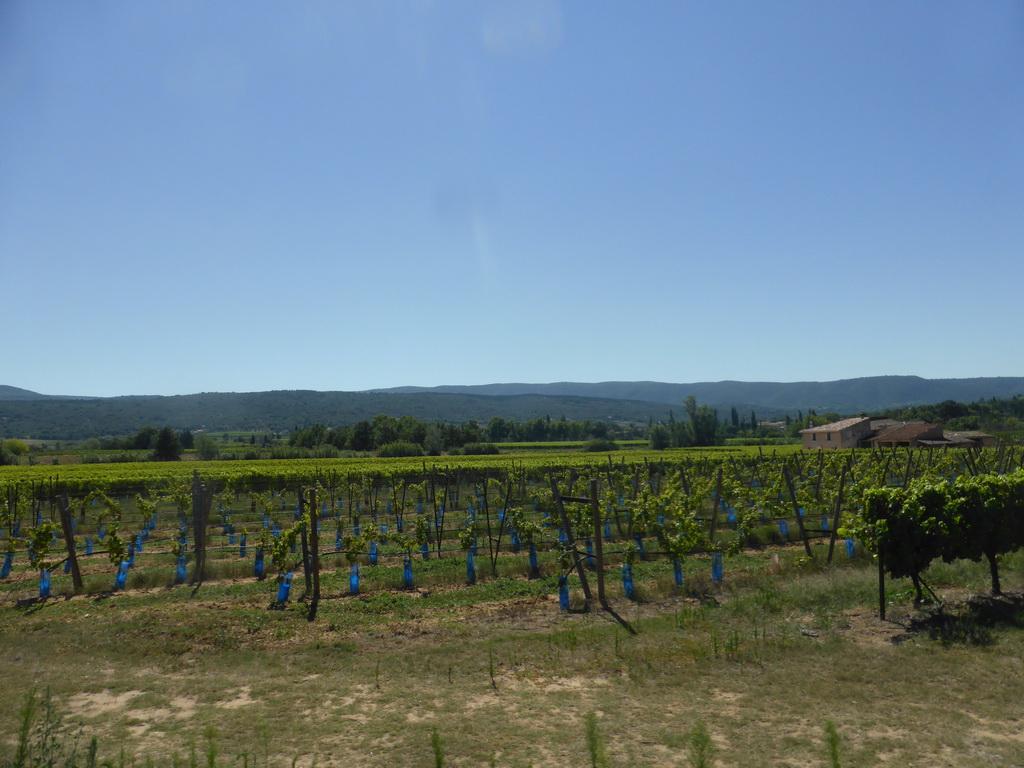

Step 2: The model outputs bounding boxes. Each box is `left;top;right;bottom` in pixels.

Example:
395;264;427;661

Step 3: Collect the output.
374;376;1024;413
3;376;1024;440
0;390;675;440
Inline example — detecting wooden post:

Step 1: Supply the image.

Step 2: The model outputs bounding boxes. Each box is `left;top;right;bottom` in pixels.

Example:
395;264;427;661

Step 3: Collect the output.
708;467;723;543
548;475;593;602
57;494;83;591
191;471;204;584
309;487;320;619
878;544;886;621
783;467;814;560
190;471;213;585
300;490;312;593
590;479;606;606
826;464;847;565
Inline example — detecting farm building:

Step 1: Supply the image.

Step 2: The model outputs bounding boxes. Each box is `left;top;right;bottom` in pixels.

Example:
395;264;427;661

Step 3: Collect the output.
799;417;873;449
869;422;944;448
800;418;997;450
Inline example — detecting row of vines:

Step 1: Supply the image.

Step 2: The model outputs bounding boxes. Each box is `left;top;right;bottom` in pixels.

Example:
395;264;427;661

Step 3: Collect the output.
1;445;1022;612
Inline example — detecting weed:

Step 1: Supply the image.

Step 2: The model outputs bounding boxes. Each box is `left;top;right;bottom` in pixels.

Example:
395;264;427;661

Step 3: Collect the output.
688;721;714;768
583;712;606;768
823;720;841;768
429;727;444;768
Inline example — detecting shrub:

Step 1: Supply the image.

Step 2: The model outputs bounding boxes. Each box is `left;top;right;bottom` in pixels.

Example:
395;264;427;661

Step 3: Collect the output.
462;442;500;455
377;441;425;458
582;439;618;452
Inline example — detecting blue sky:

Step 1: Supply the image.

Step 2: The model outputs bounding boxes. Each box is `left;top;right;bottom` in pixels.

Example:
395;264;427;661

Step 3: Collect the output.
2;1;1022;397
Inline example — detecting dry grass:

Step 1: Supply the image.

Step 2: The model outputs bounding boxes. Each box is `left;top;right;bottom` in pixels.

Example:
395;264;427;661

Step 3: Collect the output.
1;546;1023;767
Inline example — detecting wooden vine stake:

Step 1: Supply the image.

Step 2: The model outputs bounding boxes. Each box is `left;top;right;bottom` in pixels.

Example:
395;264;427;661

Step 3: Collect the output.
782;467;814;560
590;479;606;607
308;487;320;620
826;464;848;565
190;471;214;585
548;474;593;604
57;494;83;592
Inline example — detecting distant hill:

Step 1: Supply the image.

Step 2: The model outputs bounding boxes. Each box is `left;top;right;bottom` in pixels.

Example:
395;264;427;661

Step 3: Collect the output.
374;376;1024;414
3;376;1023;440
0;390;675;440
0;385;94;402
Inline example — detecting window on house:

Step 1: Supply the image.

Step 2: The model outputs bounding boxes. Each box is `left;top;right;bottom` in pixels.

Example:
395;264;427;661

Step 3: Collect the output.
812;434;816;441
827;433;831;441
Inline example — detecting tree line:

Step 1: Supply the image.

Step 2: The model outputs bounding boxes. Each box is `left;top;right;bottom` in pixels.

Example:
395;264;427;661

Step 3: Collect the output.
288;414;643;454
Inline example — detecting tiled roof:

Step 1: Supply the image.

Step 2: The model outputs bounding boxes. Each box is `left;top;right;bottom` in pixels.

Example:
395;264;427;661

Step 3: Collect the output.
870;422;942;443
799;416;871;434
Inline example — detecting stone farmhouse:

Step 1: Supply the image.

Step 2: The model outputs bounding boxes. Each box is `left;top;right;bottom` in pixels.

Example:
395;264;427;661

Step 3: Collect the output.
800;417;998;450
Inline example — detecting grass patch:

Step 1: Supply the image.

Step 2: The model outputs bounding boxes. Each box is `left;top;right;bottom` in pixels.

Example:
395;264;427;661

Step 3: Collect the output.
2;546;1024;766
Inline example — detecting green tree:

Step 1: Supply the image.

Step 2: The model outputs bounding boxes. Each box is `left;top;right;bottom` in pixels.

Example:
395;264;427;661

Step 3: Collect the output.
132;425;159;450
152;426;182;461
685;395;719;447
649;424;671;450
195;434;220;460
350;421;374;451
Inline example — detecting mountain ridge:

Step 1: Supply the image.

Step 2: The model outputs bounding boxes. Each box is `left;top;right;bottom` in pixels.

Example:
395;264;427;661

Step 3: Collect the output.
3;376;1023;440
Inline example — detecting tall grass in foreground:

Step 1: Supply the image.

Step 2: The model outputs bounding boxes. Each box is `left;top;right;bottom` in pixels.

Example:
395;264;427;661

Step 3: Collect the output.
5;689;854;768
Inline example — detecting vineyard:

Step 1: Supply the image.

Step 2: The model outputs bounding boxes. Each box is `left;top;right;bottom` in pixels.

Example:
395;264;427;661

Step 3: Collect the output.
2;445;1023;611
3;446;1024;766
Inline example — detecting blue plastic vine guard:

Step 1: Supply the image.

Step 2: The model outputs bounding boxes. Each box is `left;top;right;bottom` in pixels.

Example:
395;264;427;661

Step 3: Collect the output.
528;544;539;577
277;572;293;603
558;575;570;611
403;558;413;589
845;539;856;558
114;561;129;590
622;563;635;600
673;558;683;587
349;563;360;595
466;551;476;585
39;570;51;598
254;550;264;578
711;552;723;583
176;556;187;584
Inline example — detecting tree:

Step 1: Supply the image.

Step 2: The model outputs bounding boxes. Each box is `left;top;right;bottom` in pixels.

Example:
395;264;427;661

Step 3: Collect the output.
152;427;182;461
486;416;512;443
195;434;219;461
350;421;373;451
649;424;671;450
179;429;195;450
132;425;159;450
684;395;719;447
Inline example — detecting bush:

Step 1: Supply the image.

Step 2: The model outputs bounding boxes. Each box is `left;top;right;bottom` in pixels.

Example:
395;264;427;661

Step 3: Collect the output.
462;442;500;455
582;439;618;452
377;441;425;458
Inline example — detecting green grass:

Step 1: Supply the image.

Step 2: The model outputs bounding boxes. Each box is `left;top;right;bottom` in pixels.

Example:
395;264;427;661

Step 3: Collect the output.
2;545;1024;766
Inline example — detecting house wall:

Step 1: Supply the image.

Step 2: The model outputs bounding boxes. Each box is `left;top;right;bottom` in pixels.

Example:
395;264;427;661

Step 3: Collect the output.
802;419;872;450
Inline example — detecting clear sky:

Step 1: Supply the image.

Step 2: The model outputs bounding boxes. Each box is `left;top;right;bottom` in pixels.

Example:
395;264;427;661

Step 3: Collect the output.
2;1;1022;397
